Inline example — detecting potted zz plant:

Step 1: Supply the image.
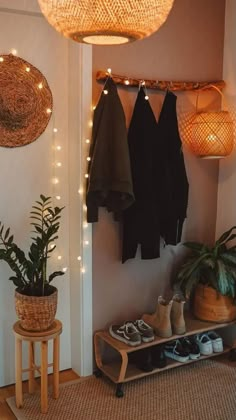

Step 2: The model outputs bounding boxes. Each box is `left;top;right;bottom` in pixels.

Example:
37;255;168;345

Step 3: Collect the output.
0;194;65;331
173;226;236;323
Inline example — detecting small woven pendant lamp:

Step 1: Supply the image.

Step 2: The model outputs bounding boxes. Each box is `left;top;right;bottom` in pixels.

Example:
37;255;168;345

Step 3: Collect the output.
190;85;234;159
38;0;174;46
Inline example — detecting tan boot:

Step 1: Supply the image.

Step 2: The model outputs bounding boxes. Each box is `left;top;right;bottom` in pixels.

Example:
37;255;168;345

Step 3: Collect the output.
171;294;186;335
142;296;173;338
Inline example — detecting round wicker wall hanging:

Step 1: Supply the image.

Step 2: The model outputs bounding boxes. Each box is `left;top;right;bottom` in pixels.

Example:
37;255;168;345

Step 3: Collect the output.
0;54;53;147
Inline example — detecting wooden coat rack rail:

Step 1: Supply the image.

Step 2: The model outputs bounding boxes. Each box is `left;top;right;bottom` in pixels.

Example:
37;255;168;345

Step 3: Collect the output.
96;70;225;91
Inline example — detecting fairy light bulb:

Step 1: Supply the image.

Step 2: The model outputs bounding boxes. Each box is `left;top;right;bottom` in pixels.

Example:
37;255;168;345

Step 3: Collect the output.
81;267;86;274
0;57;4;62
107;68;112;74
145;95;149;100
50;244;56;249
125;79;130;85
47;108;52;114
85;139;90;144
78;188;83;195
56;195;61;200
38;82;43;89
103;90;108;95
53;128;58;133
62;267;68;273
57;255;62;260
11;49;17;55
84;240;89;246
52;177;59;184
77;256;82;261
87;157;91;161
56;145;62;151
56;162;62;167
85;174;89;179
26;67;30;72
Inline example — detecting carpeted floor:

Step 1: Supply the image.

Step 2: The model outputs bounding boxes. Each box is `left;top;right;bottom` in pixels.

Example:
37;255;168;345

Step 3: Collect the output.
7;359;236;420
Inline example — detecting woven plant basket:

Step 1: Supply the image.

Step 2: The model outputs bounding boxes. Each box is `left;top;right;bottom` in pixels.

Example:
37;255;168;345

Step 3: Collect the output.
193;284;236;323
15;287;58;331
189;85;234;159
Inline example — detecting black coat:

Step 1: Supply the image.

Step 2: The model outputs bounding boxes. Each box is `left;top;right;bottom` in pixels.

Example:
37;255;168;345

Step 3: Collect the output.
86;78;134;223
122;89;189;263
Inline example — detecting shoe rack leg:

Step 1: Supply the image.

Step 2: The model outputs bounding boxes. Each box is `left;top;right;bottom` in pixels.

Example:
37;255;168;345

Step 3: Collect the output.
118;350;128;383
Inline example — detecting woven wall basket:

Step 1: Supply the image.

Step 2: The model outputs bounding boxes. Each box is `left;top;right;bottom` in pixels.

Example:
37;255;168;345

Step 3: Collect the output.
15;287;58;331
189;85;234;159
0;53;53;147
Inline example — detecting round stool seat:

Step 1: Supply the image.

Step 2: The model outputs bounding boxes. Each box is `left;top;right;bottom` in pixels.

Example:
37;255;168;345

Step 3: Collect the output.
13;320;62;340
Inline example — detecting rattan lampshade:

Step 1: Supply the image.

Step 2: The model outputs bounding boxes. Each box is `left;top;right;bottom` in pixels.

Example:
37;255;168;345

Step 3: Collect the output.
188;86;234;159
191;111;234;159
38;0;174;46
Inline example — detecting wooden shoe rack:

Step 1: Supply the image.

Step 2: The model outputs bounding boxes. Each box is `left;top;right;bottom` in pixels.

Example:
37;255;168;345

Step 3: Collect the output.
94;313;235;397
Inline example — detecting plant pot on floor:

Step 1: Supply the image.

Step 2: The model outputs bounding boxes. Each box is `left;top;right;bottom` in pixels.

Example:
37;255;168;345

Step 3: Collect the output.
15;286;58;331
193;284;236;323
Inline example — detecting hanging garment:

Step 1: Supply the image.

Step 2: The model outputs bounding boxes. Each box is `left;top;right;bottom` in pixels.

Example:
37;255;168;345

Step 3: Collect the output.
122;89;189;263
158;90;189;245
122;87;165;263
86;77;135;223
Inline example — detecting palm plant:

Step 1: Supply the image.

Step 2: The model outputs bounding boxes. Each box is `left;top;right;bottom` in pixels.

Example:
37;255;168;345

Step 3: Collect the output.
0;194;64;296
173;226;236;299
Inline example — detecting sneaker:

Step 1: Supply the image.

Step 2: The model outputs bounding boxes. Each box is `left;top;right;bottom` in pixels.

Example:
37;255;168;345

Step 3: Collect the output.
164;339;189;362
180;336;200;360
133;320;155;343
109;322;141;346
207;331;223;353
195;333;213;355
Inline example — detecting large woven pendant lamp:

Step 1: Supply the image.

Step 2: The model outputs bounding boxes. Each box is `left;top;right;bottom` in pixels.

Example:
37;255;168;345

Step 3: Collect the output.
189;85;234;159
38;0;175;46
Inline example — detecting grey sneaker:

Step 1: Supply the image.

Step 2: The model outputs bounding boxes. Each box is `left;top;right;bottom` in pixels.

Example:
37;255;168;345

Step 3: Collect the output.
109;322;141;346
133;320;155;342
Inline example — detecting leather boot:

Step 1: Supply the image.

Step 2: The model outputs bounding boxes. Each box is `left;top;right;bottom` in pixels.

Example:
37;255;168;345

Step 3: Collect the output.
171;294;186;335
142;296;173;338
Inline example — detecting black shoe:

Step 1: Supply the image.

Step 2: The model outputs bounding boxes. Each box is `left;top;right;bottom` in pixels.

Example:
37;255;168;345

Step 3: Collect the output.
164;340;189;362
150;345;167;368
180;336;200;360
128;348;153;372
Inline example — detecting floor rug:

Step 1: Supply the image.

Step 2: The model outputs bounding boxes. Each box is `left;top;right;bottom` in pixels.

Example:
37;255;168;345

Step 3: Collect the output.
6;359;236;420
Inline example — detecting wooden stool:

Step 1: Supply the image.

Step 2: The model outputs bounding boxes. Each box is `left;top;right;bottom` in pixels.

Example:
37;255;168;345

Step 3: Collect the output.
13;319;62;414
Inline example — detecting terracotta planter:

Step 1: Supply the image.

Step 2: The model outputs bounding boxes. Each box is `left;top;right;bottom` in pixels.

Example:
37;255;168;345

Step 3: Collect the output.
193;284;236;323
15;287;58;331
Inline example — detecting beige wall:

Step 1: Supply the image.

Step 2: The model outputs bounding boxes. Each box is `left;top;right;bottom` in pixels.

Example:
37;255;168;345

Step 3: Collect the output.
92;0;225;331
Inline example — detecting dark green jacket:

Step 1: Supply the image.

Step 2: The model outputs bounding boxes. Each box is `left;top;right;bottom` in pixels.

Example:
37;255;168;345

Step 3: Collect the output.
86;78;134;222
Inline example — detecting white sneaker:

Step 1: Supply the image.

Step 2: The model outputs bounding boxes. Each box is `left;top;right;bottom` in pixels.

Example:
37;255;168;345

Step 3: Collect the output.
195;333;213;355
207;331;223;353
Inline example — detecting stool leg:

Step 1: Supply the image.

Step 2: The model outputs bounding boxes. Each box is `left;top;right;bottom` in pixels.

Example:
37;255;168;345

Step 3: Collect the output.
15;338;23;408
41;341;48;414
53;335;60;399
28;342;36;394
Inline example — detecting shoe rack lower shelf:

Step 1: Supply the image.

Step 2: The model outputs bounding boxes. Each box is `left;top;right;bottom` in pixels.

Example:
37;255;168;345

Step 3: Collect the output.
94;314;235;397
